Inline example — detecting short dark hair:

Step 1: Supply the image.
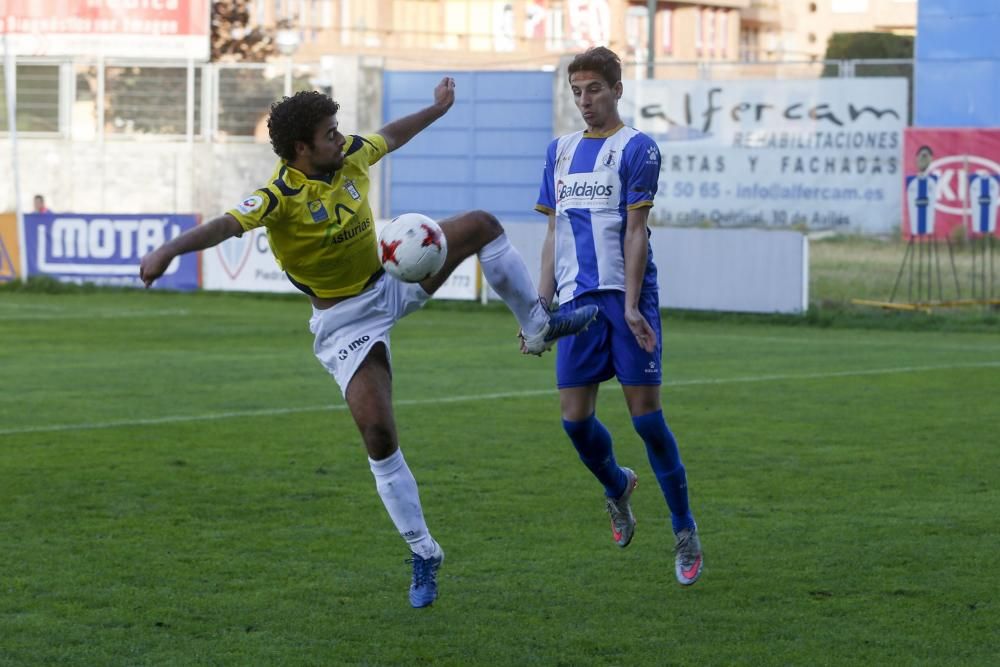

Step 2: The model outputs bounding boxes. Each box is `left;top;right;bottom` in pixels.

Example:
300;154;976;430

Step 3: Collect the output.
916;145;933;156
567;46;621;88
267;91;340;161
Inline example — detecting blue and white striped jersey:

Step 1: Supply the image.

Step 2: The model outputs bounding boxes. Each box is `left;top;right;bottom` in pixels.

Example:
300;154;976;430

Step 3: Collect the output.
905;174;938;236
535;125;661;305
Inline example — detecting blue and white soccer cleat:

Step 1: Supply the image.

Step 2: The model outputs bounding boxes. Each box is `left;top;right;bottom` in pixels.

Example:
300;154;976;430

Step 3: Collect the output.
406;547;444;608
521;304;599;355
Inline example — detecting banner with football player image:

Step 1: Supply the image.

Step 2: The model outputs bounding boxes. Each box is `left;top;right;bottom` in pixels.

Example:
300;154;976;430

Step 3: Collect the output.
902;128;1000;240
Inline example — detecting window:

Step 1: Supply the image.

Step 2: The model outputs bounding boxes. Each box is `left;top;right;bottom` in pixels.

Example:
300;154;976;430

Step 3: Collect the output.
718;9;727;58
695;8;703;56
740;27;758;62
661;7;673;55
0;64;60;133
706;9;715;58
625;6;648;61
546;2;564;51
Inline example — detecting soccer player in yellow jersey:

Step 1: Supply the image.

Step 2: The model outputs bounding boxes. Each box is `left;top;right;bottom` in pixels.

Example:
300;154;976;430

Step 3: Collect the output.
139;79;597;608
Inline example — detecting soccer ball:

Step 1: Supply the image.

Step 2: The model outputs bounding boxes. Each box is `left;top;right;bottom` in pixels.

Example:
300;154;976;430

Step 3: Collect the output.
378;213;448;282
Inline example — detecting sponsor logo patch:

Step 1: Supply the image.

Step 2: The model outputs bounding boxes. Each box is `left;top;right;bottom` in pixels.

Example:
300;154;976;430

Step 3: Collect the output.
309;199;329;223
237;194;264;215
555;171;618;211
337;334;371;361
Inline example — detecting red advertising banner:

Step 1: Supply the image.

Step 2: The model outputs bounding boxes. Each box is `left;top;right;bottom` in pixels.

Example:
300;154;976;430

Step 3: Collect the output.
0;0;209;59
902;128;1000;240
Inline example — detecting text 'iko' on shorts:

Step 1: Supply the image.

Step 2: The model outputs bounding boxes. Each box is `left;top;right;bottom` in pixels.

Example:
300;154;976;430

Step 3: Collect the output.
555;289;662;388
309;274;431;396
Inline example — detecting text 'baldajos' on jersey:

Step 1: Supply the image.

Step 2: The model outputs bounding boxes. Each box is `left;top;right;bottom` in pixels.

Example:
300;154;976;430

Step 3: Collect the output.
535;125;661;305
228;133;388;298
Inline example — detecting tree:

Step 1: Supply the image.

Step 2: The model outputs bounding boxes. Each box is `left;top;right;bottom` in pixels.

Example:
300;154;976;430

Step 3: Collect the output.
821;32;914;121
211;0;279;62
823;32;914;61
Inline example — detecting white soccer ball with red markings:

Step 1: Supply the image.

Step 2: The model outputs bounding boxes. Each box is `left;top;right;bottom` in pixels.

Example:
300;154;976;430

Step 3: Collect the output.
378;213;448;282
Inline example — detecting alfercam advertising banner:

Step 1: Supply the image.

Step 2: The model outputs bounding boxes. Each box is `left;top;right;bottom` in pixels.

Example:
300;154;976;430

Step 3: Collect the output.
902;128;1000;240
629;78;908;234
25;213;199;290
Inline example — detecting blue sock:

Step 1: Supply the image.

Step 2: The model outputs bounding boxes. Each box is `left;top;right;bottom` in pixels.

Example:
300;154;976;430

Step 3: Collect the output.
632;410;695;533
562;414;627;498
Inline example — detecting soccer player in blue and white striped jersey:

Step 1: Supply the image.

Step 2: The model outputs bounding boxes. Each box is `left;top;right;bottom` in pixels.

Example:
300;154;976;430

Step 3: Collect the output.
532;47;704;585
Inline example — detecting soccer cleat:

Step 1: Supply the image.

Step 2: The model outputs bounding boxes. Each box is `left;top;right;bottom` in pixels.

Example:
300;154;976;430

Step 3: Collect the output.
605;467;638;548
406;546;444;608
521;304;599;355
674;527;703;586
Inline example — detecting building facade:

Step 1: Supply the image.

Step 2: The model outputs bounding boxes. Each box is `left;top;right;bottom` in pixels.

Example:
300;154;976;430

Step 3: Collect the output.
245;0;915;69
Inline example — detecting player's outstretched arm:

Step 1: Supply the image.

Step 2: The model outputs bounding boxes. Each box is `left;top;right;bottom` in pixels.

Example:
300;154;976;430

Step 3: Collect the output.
378;76;455;153
537;213;558;307
623;207;656;353
140;214;243;288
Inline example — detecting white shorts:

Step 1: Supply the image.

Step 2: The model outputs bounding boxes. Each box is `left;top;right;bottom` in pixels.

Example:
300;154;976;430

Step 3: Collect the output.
309;274;431;396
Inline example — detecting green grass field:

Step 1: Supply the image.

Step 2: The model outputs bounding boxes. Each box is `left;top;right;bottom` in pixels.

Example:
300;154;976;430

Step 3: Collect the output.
1;287;998;666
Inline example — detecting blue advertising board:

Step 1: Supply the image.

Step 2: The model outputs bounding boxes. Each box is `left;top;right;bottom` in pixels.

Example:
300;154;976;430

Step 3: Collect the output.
916;0;1000;127
382;70;553;222
24;213;200;290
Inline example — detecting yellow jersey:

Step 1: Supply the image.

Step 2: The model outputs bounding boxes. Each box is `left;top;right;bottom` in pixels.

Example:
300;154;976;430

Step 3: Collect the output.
227;133;388;298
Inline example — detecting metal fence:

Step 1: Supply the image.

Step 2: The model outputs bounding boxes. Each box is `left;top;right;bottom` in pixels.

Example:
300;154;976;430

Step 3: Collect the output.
1;57;914;142
0;58;324;142
0;56;914;217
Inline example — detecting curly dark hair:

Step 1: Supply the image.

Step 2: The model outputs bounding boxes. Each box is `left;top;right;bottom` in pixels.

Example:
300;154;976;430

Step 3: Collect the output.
567;46;621;88
267;91;341;161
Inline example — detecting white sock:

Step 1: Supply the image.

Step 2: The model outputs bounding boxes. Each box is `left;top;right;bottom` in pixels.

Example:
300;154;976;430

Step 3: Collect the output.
478;234;549;337
368;448;439;558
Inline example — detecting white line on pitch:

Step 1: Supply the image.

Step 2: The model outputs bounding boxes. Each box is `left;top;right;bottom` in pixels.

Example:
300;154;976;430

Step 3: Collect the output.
2;361;997;436
676;332;1000;354
0;308;191;321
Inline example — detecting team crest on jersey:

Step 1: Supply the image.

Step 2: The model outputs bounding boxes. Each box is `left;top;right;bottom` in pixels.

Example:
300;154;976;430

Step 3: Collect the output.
604;150;616;167
236;194;264;214
343;179;361;201
308;199;329;223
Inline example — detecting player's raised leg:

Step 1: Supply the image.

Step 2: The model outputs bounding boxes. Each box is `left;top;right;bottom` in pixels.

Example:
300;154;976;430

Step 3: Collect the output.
420;210;597;353
345;344;444;607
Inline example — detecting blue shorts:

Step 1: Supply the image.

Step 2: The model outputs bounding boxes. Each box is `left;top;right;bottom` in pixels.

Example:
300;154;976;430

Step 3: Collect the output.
555;290;662;388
